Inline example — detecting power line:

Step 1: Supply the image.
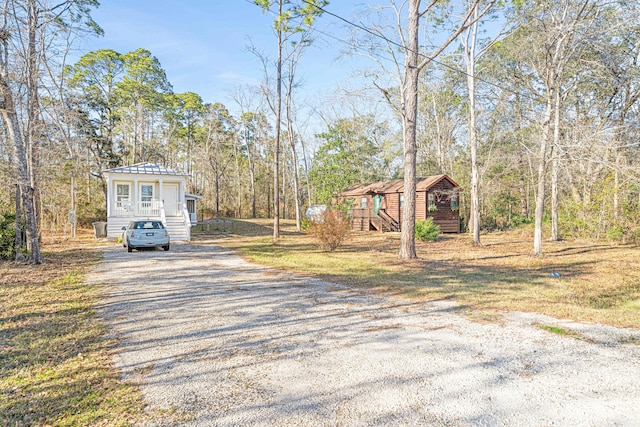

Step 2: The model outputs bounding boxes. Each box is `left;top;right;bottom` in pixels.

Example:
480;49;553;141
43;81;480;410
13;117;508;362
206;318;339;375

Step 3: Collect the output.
300;0;546;105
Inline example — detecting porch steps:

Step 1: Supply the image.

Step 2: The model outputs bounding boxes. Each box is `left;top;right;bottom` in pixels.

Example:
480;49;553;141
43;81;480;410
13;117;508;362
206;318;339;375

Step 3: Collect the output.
164;217;189;241
378;209;400;232
106;216;190;241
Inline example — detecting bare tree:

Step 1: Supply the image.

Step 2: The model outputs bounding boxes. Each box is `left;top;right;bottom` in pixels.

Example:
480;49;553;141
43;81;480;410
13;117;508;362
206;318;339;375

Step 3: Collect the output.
254;0;326;238
0;0;100;263
518;0;599;255
463;0;508;245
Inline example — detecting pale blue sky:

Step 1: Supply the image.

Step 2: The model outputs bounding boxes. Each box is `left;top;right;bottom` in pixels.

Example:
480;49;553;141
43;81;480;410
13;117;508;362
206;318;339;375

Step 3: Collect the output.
77;1;369;108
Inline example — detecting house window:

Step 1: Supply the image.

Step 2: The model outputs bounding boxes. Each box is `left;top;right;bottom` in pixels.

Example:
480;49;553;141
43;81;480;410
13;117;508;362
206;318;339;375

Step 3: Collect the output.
116;184;130;202
400;194;404;209
428;193;435;207
115;183;132;213
141;184;154;203
360;197;367;209
450;194;459;210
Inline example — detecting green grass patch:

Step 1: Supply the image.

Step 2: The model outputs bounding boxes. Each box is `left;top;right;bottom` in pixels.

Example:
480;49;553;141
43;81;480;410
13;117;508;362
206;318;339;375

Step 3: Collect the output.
619;335;640;345
0;245;147;426
538;324;582;339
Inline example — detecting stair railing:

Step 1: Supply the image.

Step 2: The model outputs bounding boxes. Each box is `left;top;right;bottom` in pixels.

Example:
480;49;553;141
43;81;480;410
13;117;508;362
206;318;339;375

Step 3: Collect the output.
160;200;167;227
181;202;191;241
378;209;400;232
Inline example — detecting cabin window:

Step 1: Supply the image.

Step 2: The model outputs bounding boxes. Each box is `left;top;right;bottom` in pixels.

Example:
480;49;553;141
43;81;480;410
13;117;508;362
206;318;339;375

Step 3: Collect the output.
450;194;459;210
400;194;404;209
141;184;154;202
360;197;367;209
428;193;435;207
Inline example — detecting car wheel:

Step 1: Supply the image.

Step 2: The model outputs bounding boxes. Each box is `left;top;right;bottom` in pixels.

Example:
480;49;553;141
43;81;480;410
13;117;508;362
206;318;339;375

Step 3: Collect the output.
127;245;132;253
163;244;170;251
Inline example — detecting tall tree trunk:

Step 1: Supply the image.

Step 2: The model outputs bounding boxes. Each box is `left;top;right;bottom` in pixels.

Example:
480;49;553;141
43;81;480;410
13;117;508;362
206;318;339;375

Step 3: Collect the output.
15;184;24;261
465;5;481;245
399;0;420;260
215;170;220;218
70;172;76;238
298;126;313;207
245;126;257;218
286;99;301;231
550;87;562;241
519;167;528;218
533;92;553;255
431;94;445;174
550;153;559;240
27;0;41;237
281;146;287;219
234;136;242;217
613;150;620;222
289;134;301;231
272;1;283;239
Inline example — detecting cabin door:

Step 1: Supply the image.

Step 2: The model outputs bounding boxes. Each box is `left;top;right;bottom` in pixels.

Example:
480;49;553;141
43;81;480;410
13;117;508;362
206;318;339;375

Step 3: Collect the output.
373;195;383;214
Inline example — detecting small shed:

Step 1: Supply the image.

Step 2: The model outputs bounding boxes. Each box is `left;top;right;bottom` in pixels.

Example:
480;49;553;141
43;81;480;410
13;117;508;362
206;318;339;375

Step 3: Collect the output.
340;175;460;233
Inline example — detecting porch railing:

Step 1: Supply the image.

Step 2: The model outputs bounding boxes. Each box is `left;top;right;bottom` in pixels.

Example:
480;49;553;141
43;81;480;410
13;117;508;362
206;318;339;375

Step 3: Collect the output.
113;200;134;216
138;200;162;217
113;199;162;217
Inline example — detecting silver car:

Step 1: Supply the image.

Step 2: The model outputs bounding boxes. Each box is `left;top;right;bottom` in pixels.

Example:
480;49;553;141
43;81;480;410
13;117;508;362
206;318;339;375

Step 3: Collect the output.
122;220;170;252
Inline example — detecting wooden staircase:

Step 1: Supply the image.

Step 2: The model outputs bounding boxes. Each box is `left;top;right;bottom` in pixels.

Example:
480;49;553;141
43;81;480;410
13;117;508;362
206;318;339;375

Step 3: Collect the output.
377;209;400;232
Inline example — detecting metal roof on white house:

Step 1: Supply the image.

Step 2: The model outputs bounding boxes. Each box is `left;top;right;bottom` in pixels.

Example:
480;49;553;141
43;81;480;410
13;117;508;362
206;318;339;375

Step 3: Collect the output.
103;162;187;176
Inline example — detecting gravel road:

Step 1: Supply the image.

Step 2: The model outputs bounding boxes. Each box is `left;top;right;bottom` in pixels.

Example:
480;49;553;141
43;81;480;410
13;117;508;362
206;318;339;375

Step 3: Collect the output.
90;241;640;426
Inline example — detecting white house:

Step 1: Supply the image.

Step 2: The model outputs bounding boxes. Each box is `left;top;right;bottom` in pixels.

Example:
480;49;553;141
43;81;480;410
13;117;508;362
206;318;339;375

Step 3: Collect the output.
103;163;200;241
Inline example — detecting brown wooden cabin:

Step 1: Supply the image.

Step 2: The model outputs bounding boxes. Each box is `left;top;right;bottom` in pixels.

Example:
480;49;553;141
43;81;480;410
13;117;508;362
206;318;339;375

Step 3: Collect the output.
340;175;461;233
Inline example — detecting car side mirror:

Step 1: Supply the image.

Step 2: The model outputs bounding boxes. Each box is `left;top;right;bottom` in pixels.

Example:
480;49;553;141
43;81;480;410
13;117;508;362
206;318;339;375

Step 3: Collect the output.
121;226;126;230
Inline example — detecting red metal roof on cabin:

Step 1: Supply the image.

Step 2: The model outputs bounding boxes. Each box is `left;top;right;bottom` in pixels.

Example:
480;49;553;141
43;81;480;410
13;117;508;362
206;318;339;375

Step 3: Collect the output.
341;175;458;196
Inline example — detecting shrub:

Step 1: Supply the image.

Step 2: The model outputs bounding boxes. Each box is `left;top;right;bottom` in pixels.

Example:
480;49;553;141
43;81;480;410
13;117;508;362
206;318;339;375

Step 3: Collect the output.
606;224;625;242
629;226;640;246
308;208;351;251
0;212;16;260
300;216;313;232
415;217;440;242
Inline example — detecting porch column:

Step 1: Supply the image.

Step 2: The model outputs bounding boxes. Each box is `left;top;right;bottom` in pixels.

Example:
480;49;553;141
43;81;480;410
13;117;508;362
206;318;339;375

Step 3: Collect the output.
133;177;139;216
105;175;112;217
158;178;164;207
180;179;184;206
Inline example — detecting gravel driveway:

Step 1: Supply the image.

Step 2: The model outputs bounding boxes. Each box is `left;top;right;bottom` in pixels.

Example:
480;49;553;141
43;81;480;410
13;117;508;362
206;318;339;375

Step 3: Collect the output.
90;241;640;426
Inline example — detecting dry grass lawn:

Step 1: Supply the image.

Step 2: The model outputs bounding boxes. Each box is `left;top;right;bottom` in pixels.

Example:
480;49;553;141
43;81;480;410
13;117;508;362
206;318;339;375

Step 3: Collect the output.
0;235;147;427
2;220;638;426
197;218;640;329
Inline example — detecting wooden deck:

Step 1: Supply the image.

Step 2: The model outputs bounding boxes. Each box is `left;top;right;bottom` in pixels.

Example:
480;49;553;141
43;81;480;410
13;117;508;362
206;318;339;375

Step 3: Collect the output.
350;208;459;233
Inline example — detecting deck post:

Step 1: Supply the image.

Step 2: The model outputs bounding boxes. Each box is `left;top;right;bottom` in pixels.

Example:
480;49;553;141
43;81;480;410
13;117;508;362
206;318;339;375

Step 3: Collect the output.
133;177;139;216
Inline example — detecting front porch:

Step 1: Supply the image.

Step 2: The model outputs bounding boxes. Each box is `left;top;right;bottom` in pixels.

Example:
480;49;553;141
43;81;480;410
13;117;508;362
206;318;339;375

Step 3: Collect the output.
112;199;187;219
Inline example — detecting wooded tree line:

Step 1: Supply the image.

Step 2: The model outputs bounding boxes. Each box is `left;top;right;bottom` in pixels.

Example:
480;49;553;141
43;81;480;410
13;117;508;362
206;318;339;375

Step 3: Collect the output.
1;0;639;263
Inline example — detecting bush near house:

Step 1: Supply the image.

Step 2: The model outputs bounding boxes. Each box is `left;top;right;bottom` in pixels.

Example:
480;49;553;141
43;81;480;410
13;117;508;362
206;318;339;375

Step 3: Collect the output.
308;208;351;252
415;217;440;242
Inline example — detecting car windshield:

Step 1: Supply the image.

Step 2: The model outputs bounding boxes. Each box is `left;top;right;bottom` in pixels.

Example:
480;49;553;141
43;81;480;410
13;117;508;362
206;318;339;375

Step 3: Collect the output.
133;221;163;229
